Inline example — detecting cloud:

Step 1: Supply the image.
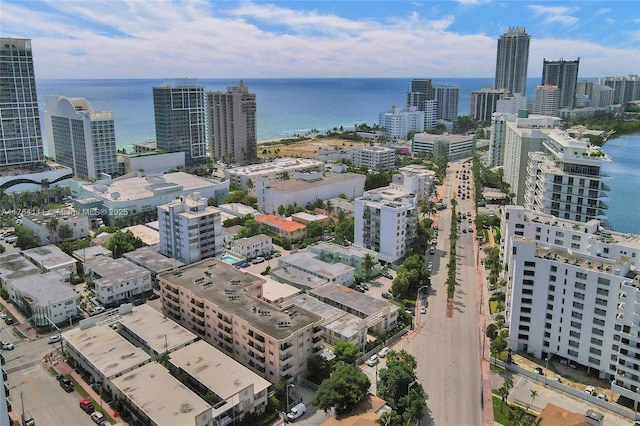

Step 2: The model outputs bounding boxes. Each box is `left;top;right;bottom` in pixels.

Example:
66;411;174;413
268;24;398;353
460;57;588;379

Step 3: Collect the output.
456;0;491;5
595;8;611;16
528;5;579;27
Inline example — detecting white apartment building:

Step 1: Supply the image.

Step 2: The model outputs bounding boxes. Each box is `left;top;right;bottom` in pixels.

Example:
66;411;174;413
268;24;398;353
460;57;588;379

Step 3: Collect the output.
231;234;273;259
378;106;425;141
412;133;475;161
488;112;512;167
501;114;562;205
529;84;561;117
158;193;223;265
599;75;640;104
44;96;118;180
23;208;90;244
500;206;640;406
434;83;459;122
11;271;78;327
391;164;436;201
308;242;381;277
525;130;610;223
354;186;417;264
22;245;76;278
255;171;365;214
225;158;324;194
350;146;395;171
73;172;229;225
84;257;152;306
277;251;355;286
495;93;528;115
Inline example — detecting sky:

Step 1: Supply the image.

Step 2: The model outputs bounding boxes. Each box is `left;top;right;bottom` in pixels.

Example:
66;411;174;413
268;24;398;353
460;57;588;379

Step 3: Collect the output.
1;0;639;79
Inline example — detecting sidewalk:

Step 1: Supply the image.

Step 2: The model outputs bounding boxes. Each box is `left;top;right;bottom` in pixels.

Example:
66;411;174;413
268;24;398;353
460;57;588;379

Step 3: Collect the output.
0;295;37;340
54;359;128;426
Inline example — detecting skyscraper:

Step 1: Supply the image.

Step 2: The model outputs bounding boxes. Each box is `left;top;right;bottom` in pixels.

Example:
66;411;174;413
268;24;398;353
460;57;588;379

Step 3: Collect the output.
434;83;459;122
0;38;45;167
470;88;508;122
407;79;434;111
153;80;207;165
542;58;580;108
44;95;118;180
207;81;257;165
530;84;561;117
494;27;530;96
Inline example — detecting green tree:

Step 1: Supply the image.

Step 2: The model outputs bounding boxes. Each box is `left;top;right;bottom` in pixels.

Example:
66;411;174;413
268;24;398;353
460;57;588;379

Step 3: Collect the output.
105;230;146;258
333;340;359;365
237;220;262;239
46;217;59;234
14;225;40;250
57;223;74;240
376;350;425;423
334;218;354;245
277;205;286;216
306;354;332;385
305;221;324;239
490;335;508;362
362;253;375;278
485;323;498;341
312;363;370;414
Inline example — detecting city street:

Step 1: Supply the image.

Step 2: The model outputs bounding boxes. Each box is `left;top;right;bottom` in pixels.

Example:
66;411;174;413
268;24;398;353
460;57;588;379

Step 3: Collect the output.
396;160;482;426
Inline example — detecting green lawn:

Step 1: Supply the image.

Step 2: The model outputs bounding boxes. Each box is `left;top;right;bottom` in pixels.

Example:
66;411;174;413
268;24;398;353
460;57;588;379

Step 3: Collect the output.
492;395;510;425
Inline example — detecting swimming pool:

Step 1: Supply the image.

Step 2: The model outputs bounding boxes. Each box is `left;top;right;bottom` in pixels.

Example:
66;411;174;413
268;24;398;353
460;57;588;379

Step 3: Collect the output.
222;254;243;264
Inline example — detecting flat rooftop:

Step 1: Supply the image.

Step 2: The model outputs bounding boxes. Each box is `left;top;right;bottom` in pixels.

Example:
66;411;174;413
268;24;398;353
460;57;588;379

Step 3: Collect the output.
284;294;363;339
118;304;197;354
269;266;328;289
170;340;270;401
261;278;300;303
310;241;378;259
292;212;328;222
310;283;397;317
532;239;630;272
73;245;112;262
62;326;151;379
123;247;184;274
22;245;76;270
280;251;354;278
226;158;324;177
266;172;364;194
85;257;150;287
111;362;209;425
122;224;160;246
0;253;41;281
12;271;78;306
159;259;321;340
23;207;86;226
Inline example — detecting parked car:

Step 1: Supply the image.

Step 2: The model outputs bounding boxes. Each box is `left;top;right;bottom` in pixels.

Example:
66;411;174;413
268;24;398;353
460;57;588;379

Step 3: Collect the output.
597;393;608;401
533;367;543;375
427;262;433;272
90;306;105;316
381;292;391;300
382;272;392;279
91;411;105;424
0;312;6;319
355;286;365;293
57;375;74;392
585;385;596;396
240;262;250;268
420;306;426;314
366;355;378;367
252;257;265;264
79;399;95;413
378;347;390;358
552;377;562;383
133;298;146;306
148;292;160;301
47;335;61;344
4;317;14;325
1;341;14;350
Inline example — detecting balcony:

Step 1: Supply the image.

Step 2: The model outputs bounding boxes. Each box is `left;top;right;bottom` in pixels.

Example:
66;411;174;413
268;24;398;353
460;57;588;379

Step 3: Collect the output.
280;342;293;351
280;363;292;372
312;336;323;344
280;352;293;361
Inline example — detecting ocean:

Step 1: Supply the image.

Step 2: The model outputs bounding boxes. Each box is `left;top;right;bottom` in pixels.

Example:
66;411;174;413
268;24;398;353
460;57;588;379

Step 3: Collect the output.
35;77;637;234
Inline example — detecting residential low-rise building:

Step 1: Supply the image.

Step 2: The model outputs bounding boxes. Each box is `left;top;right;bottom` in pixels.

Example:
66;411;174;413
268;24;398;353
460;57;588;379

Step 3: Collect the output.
22;208;90;244
0;253;41;293
255;215;306;242
230;234;273;259
277;251;355;286
122;224;160;248
22;245;76;278
158;258;324;383
222;224;243;248
412;133;475;161
308;242;381;278
72;245;112;264
218;203;261;218
11;271;78;327
291;212;330;226
123;246;184;288
84;257;152;306
391;165;436;202
225;158;325;194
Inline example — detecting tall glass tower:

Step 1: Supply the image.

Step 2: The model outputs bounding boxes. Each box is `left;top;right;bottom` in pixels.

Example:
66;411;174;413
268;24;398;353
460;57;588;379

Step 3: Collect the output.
0;38;45;166
494;27;530;96
542;58;580;109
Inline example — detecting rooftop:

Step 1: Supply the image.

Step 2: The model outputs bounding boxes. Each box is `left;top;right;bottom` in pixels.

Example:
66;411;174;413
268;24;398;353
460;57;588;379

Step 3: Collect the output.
233;234;271;246
263;172;365;194
118;304;197;354
0;253;41;281
310;283;398;318
11;271;78;306
85;257;150;288
0;160;71;178
291;212;329;222
283;294;364;338
123;247;184;274
23;207;86;226
122;224;160;246
260;278;300;304
310;241;379;259
255;215;306;233
280;251;354;278
169;340;271;401
62;326;151;379
226;158;324;177
532;240;630;273
72;245;112;262
111;362;209;425
159;258;322;340
22;245;76;270
269;266;328;289
218;203;261;218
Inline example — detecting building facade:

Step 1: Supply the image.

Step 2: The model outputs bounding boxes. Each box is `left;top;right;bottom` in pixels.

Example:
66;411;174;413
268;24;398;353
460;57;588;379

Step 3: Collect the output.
407;79;434;111
350;146;395;171
153;80;207;165
500;206;640;407
412;133;475;161
158;193;223;265
44;96;118;180
11;271;78;327
378;106;425;141
391;164;436;201
23;208;90;244
542;58;580;109
599;75;640;105
470;88;508;122
354;186;417;264
85;257;152;306
525;130;610;223
530;84;561;117
225;158;324;194
207;81;257;165
434;83;460;122
494;27;530;96
0;38;45;167
230;234;273;259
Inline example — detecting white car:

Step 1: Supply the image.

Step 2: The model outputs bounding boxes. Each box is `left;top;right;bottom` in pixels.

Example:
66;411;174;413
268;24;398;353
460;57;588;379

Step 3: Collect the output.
427;262;433;272
366;355;378;367
1;341;14;350
0;312;6;319
91;411;105;424
585;385;596;396
378;347;389;358
47;335;61;344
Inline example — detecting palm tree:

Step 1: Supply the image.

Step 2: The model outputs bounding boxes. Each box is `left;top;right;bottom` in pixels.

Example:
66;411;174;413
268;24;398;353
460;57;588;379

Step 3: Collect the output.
336;208;347;224
362;253;375;278
528;389;539;413
46;217;59;235
324;199;334;215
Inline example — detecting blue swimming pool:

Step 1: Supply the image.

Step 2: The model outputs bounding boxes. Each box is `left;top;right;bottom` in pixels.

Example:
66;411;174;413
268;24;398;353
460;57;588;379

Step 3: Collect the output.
222;254;243;264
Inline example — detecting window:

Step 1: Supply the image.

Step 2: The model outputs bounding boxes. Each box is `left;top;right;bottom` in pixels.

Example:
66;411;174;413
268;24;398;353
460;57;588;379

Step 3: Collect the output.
592;328;604;336
570;330;580;338
576;272;587;280
588;357;600;365
571;311;582;319
568;340;579;348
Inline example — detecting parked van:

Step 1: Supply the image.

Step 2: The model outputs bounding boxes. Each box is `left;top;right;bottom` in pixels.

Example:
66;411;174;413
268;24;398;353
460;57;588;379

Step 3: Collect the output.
5;236;17;244
366;354;378;367
286;403;306;421
21;411;35;426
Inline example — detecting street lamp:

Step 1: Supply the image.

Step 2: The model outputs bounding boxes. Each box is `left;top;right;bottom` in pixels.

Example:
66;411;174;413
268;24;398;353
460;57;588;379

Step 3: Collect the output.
285;383;294;415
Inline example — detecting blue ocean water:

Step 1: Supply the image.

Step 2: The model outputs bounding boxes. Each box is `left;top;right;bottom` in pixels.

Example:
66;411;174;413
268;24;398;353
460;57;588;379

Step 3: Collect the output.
35;77;636;234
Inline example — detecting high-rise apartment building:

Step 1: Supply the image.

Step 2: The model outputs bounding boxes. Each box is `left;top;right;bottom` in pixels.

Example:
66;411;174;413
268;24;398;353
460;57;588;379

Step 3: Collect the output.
575;80;615;108
500;205;640;408
407;79;434;111
599;75;640;105
207;81;257;165
434;83;459;122
158;193;223;265
542;58;580;109
470;88;508;122
153;80;207;165
44;96;118;180
530;84;561;117
354;186;417;264
0;38;45;167
525;130;610;223
494;27;530;96
378;106;425;141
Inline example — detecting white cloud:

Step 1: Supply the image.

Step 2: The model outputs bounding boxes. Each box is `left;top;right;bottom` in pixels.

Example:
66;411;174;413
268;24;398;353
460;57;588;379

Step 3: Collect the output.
528;5;579;27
